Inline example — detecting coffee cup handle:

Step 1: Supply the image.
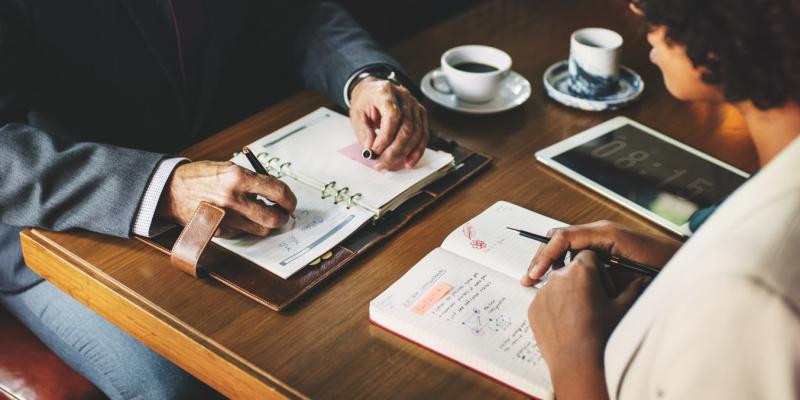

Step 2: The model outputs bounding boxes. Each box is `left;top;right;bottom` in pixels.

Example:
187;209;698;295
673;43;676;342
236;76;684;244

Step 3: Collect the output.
430;69;453;95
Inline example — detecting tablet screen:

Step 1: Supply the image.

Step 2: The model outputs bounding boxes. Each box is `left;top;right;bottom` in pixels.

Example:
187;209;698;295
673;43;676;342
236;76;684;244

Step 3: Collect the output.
552;124;747;226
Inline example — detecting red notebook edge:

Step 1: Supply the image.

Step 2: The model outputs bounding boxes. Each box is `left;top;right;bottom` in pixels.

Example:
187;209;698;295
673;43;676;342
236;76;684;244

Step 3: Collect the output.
368;317;544;399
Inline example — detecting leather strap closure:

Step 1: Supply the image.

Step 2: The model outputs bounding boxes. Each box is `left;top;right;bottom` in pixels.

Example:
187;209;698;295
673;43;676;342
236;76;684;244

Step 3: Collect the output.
170;201;225;278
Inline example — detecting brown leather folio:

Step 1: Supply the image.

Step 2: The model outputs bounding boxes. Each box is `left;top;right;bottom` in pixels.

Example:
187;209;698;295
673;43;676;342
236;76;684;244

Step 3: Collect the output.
137;138;491;311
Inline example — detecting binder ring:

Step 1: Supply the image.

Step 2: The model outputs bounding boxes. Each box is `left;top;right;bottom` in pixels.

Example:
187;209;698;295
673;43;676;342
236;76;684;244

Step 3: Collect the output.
347;193;362;209
322;181;337;199
253;152;277;177
279;162;292;177
334;187;349;205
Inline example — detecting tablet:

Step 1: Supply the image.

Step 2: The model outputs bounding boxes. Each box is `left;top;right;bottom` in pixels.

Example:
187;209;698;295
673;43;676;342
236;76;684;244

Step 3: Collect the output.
536;117;749;236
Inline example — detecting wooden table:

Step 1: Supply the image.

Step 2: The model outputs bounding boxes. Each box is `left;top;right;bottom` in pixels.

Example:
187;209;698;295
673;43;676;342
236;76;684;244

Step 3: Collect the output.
20;0;758;398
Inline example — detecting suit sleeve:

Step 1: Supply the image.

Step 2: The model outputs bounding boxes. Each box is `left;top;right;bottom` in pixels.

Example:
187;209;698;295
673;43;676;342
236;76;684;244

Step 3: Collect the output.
289;2;410;109
0;0;167;238
649;276;800;400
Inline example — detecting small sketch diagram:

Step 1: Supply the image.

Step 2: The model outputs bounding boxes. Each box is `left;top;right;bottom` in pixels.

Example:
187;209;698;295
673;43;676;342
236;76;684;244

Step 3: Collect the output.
516;342;543;365
462;307;512;336
462;223;487;250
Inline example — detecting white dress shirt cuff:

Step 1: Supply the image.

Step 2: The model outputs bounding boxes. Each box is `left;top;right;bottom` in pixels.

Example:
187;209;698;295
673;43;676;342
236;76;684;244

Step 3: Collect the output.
132;157;188;237
342;66;399;109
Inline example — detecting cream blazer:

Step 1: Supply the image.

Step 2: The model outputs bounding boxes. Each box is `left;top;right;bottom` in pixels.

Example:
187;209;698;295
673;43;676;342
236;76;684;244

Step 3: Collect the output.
605;137;800;399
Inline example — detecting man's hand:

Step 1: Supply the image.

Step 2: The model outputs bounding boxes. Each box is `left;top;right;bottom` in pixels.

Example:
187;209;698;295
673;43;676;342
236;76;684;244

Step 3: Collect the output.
521;220;682;286
529;250;650;400
157;161;297;238
349;76;429;171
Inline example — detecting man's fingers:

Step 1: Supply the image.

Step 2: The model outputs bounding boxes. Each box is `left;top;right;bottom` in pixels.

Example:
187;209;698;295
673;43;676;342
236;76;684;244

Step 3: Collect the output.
373;86;402;154
393;103;422;167
378;101;417;170
221;211;273;237
239;171;297;213
235;196;291;229
401;103;425;168
404;104;429;168
217;166;294;231
350;111;377;150
214;226;238;239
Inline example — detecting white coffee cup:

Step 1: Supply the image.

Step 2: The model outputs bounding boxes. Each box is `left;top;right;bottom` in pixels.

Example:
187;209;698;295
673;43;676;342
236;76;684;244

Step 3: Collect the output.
568;28;623;98
431;45;512;103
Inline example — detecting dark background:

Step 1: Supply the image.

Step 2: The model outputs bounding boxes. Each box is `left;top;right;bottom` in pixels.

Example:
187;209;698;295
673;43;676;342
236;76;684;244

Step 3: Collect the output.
334;0;484;45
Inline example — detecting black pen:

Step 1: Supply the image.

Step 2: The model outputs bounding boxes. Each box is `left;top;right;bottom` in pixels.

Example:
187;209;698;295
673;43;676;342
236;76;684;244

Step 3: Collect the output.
242;146;271;176
242;146;295;220
506;227;660;277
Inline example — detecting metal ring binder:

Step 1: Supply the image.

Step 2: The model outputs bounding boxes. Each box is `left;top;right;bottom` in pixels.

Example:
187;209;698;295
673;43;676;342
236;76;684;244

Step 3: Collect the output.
279;162;292;177
249;151;380;217
347;193;362;209
322;181;337;199
334;187;349;204
267;157;281;171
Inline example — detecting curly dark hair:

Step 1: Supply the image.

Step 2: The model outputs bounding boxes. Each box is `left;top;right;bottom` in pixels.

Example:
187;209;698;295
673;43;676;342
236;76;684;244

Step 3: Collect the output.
629;0;800;109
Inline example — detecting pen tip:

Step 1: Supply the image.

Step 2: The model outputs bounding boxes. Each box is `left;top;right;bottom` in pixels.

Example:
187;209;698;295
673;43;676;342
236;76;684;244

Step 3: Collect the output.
506;227;520;232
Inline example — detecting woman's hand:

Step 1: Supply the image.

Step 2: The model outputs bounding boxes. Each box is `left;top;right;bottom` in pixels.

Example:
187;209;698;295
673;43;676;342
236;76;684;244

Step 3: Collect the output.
529;250;650;400
521;220;682;286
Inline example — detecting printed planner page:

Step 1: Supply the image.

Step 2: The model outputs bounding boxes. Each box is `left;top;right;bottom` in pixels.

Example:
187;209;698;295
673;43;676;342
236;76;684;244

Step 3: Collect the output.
213;157;373;279
370;248;553;399
245;107;454;209
440;201;564;281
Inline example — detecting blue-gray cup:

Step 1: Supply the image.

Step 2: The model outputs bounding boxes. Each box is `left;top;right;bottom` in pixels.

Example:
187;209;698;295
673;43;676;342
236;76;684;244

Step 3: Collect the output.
568;28;623;98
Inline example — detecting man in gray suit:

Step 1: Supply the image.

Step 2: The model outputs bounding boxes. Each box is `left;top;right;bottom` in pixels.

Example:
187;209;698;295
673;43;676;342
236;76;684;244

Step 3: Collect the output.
0;0;429;397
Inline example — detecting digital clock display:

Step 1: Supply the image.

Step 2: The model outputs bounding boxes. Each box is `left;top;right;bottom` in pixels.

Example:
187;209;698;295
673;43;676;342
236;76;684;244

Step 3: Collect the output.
552;124;747;225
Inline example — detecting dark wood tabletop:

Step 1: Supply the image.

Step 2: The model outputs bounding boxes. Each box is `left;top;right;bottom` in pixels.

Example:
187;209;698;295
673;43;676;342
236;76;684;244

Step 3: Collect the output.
20;0;758;398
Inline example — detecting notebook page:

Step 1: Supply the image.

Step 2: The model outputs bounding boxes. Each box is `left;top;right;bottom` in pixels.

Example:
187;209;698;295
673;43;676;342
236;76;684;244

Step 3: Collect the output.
370;248;553;399
212;153;373;279
441;201;565;281
244;108;454;210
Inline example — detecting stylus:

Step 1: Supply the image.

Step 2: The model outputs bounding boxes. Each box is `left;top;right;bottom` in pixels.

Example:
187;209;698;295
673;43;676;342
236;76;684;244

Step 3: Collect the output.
506;227;660;277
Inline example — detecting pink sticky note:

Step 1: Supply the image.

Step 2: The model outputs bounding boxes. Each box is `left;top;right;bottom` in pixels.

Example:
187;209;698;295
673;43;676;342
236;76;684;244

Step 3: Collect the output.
411;282;453;315
338;142;381;169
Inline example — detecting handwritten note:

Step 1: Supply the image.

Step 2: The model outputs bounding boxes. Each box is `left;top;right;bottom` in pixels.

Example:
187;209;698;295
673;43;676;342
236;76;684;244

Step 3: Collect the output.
371;248;552;397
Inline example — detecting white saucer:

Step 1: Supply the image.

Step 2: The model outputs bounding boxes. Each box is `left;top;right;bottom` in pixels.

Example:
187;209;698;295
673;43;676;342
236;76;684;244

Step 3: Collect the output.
420;68;531;114
543;60;644;111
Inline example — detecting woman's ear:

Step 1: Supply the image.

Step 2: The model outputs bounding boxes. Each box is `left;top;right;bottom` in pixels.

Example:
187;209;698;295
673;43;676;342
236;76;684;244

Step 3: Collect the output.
629;2;645;16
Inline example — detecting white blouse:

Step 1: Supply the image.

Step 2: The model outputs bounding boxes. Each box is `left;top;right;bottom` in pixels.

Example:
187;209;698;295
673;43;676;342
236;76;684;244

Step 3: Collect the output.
605;137;800;399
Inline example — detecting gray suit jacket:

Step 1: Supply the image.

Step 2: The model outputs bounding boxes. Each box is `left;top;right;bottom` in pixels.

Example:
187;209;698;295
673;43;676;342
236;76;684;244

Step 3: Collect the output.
0;0;404;293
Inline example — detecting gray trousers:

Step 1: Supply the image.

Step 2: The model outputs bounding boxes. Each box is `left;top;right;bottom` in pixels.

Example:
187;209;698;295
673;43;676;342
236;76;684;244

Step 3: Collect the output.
0;277;220;400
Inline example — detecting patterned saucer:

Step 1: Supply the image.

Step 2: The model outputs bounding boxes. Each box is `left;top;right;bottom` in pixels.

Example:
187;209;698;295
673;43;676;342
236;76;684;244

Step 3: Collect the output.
543;60;644;111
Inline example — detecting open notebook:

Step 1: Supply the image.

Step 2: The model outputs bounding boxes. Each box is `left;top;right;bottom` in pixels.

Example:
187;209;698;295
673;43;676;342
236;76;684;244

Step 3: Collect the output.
369;201;565;399
213;107;454;279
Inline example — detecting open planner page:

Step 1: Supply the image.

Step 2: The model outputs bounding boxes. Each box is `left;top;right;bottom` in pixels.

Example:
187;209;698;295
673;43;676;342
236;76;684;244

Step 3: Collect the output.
245;107;454;210
213;153;374;279
370;248;553;399
441;201;564;281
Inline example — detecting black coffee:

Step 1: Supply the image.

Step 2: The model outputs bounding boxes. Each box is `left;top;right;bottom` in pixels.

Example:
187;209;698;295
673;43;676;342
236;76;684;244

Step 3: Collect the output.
452;62;499;73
